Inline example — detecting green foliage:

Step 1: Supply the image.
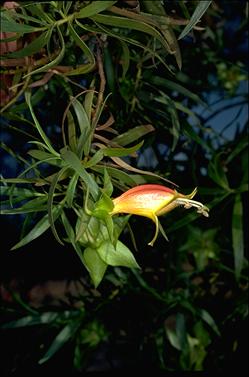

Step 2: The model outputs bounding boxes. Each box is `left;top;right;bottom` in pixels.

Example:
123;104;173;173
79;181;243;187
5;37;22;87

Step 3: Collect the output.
0;0;248;374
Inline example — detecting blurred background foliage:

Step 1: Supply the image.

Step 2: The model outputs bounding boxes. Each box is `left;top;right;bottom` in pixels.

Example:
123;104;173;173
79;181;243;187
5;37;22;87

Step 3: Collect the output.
0;0;248;375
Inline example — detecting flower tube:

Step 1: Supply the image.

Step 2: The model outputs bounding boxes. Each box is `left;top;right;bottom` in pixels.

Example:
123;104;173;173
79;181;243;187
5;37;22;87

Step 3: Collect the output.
111;184;209;246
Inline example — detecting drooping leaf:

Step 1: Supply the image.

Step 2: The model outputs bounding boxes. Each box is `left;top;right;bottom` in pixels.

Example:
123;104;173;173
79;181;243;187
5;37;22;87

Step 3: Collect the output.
25;91;59;156
83;247;108;287
68;22;95;67
23;26;65;77
11;204;63;250
91;13;175;55
96;240;140;268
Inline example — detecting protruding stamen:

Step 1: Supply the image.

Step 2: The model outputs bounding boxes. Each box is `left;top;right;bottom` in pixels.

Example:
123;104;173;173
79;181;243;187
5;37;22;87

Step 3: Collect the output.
175;198;209;217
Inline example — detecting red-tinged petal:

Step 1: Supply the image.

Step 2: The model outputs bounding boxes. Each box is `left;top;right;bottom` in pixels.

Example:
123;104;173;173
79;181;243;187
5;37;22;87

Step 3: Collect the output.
111;184;176;216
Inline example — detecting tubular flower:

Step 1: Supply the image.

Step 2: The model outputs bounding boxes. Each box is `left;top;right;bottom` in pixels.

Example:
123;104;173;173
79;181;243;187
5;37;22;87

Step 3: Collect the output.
110;184;209;246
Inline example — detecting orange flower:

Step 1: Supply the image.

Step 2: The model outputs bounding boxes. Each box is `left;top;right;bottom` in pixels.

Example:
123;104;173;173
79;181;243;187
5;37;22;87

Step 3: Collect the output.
111;184;209;246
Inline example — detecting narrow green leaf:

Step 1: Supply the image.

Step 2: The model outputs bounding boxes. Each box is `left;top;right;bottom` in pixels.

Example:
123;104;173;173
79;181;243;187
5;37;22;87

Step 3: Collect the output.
120;40;130;79
1;196;47;214
83;150;104;168
28;149;55;161
97;240;140;268
76;1;117;19
103;168;113;196
66;110;77;153
1;13;41;33
60;211;84;263
90;165;138;187
178;1;212;40
28;149;64;167
7;30;51;58
71;96;90;135
39;322;80;364
165;328;181;351
0;177;43;184
65;173;79;208
146;75;207;107
0;186;39;199
25;4;54;24
198;309;221;336
183;122;211;151
104;47;116;94
232;195;244;280
9;12;48;26
112;125;154;146
68;22;95;66
23;26;65;77
79;21;171;72
91;13;173;55
11;205;63;250
83;84;95;122
83;247;108;288
47;167;68;245
64;63;95;76
103;140;144;157
1;312;58;328
60;148;99;199
226;135;248;164
208;154;230;190
25;91;59;156
154;93;180;150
